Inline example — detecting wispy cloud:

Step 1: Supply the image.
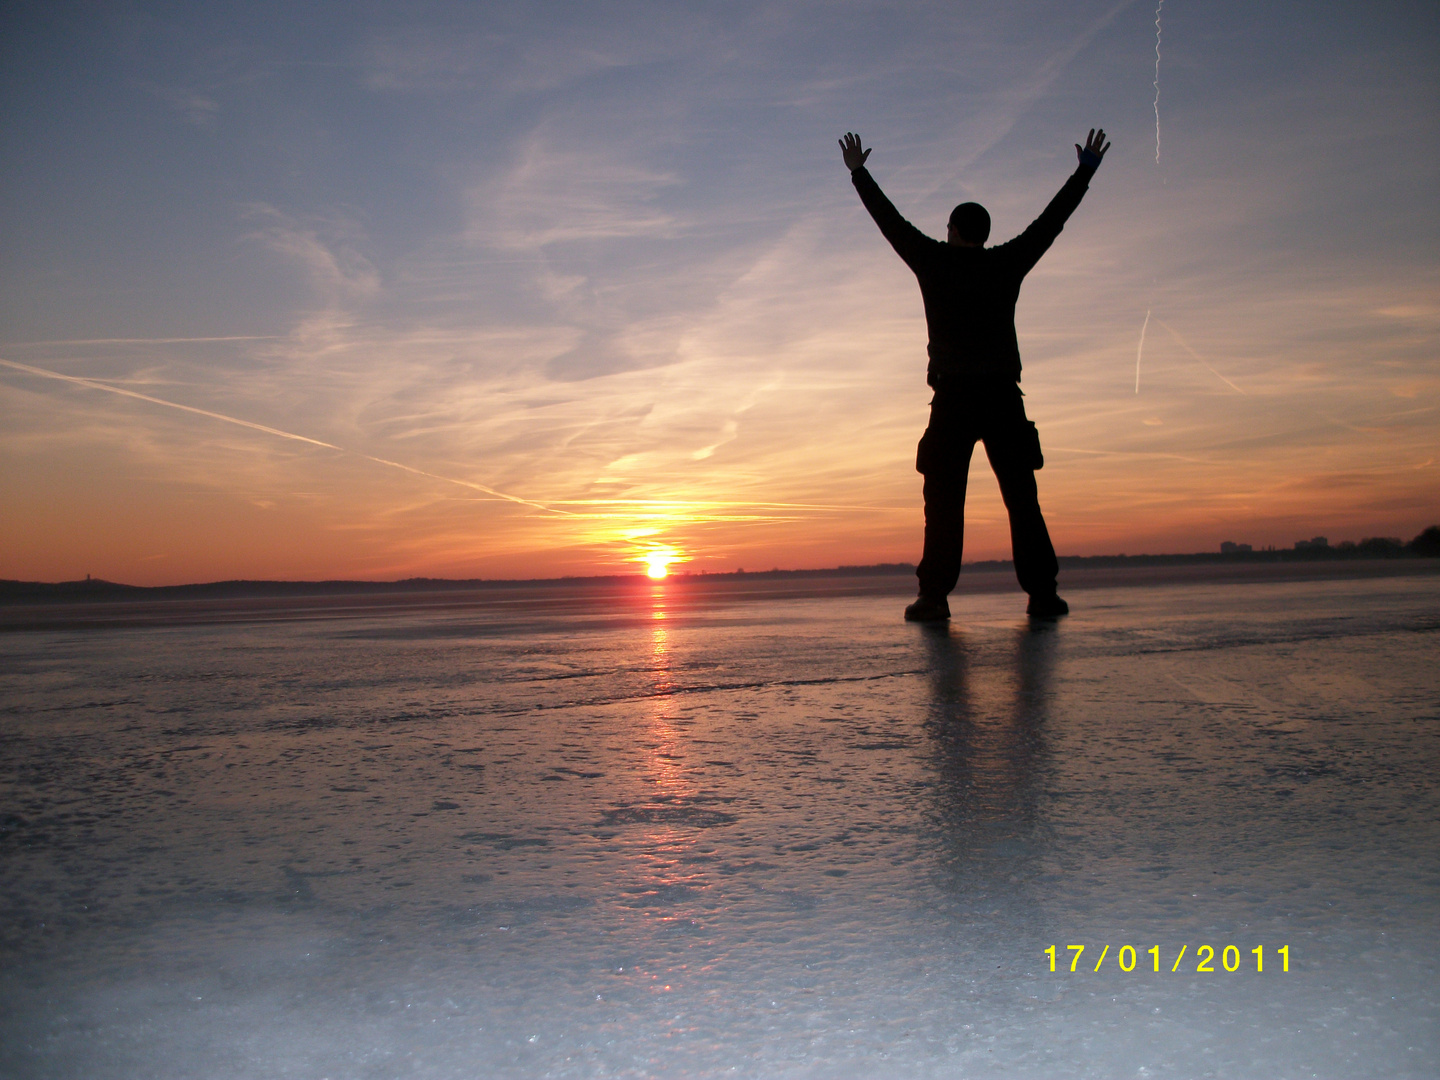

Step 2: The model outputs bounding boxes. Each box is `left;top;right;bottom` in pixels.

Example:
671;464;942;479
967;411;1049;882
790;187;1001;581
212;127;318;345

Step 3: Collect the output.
243;206;381;304
471;136;684;251
358;14;692;95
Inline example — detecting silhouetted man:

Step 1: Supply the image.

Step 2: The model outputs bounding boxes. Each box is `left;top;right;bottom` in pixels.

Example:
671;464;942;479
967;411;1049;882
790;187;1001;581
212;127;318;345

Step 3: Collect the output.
840;128;1109;621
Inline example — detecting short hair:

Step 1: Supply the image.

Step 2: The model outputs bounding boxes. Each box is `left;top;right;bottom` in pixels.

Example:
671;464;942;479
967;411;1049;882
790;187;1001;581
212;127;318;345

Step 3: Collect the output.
948;202;990;245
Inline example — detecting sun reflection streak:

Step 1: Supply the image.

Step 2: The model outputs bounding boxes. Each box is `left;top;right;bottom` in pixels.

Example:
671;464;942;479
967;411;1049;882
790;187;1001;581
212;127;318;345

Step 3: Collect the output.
609;597;709;964
644;603;690;795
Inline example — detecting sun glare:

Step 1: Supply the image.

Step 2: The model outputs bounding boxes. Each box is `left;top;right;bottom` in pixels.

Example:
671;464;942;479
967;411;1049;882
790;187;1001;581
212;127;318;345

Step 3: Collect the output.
645;552;674;579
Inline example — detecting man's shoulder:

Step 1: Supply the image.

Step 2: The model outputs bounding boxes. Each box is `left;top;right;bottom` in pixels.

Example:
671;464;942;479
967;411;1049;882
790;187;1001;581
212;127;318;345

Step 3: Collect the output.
975;237;1032;272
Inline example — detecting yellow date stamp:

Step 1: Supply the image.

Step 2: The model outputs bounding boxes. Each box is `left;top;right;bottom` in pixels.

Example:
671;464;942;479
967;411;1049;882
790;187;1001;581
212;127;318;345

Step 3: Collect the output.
1044;944;1290;973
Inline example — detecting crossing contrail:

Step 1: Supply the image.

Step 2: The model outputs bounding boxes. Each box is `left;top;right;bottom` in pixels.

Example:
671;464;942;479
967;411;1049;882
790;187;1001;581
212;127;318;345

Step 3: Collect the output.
0;357;570;514
1153;0;1164;163
1155;321;1247;394
1136;308;1150;394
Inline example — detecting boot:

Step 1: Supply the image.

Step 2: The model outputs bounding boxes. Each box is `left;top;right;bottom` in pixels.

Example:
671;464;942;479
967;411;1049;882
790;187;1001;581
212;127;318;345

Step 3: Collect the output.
904;594;951;622
1026;592;1069;618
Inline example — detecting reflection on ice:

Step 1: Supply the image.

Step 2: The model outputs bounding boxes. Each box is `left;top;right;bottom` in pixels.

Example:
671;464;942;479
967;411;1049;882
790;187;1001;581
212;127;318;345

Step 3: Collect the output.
1;568;1437;1078
924;623;1052;825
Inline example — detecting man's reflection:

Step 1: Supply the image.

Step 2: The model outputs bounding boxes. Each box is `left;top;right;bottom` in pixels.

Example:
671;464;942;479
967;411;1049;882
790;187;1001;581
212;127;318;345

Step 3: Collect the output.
919;621;1058;881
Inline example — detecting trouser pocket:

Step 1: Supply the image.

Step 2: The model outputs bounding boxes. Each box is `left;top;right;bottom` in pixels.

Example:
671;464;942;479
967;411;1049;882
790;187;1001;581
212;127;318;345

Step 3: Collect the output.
1024;420;1044;471
916;429;936;474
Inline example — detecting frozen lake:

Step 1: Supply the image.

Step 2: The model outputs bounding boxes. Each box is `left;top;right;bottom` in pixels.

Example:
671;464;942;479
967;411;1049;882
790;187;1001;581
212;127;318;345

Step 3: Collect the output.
2;566;1437;1078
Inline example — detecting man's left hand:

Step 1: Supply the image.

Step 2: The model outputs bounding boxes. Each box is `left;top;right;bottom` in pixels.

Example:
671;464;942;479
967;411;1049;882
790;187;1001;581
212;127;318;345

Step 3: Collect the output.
1076;128;1110;167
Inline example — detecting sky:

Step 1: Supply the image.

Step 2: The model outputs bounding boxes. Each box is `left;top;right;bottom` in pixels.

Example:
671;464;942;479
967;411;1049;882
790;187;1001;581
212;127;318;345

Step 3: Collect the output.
2;0;1437;585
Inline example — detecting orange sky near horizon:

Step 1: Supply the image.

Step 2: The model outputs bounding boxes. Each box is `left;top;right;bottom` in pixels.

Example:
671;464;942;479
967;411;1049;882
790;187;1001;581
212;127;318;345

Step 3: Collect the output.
2;2;1436;586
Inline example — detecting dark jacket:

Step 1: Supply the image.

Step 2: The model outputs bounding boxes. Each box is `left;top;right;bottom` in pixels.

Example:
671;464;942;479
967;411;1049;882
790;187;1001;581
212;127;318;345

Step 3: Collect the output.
851;161;1096;387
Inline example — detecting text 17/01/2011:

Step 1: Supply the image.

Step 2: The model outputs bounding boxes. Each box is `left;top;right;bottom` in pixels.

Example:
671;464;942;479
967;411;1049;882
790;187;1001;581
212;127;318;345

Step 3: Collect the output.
1045;945;1290;974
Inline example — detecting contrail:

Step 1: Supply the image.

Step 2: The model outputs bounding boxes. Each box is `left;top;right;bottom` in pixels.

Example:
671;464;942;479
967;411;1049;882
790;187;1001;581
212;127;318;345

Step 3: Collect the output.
3;336;281;346
1153;0;1164;164
0;357;570;514
1047;445;1212;465
1136;308;1150;394
2;358;914;526
557;498;904;514
1154;321;1246;394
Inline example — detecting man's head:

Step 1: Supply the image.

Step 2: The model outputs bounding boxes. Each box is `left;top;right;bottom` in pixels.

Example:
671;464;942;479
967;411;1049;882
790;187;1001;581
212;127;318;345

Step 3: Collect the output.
947;202;990;247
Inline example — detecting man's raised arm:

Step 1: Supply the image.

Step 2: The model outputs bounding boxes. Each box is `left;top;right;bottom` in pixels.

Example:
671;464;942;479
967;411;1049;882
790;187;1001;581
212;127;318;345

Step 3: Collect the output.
1004;127;1110;273
840;132;934;268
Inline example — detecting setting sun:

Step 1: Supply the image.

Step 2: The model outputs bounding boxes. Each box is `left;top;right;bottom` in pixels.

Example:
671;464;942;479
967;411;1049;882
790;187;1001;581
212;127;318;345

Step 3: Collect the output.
644;551;676;579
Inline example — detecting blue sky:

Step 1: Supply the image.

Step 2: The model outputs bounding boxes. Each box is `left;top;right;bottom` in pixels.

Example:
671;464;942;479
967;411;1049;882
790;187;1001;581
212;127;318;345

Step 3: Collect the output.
2;0;1436;582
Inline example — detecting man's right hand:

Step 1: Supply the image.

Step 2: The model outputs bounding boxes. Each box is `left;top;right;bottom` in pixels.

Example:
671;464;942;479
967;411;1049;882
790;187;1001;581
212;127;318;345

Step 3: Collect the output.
839;132;871;172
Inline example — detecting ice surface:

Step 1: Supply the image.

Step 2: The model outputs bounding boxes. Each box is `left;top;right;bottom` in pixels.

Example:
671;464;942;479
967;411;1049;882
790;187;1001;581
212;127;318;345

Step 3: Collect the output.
1;568;1437;1078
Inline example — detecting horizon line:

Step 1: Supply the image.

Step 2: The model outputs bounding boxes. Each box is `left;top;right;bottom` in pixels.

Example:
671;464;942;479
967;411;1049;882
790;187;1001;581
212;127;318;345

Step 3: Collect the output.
8;538;1435;593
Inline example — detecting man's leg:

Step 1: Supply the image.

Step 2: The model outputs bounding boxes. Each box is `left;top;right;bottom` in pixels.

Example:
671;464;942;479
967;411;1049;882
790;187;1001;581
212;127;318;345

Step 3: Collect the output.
984;401;1065;613
915;443;974;603
991;460;1060;598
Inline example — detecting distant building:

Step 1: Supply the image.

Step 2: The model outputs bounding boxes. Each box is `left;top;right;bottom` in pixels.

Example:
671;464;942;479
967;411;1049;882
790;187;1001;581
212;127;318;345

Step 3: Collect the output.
1220;541;1252;555
1294;537;1329;551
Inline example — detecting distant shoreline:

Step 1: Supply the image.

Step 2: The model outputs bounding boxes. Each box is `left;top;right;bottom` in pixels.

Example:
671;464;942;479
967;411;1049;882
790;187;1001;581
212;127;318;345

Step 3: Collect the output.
3;546;1436;605
3;557;1436;633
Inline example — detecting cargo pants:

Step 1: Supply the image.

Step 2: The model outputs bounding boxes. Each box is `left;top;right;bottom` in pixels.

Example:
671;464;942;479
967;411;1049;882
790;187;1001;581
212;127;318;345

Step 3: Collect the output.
914;383;1059;600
